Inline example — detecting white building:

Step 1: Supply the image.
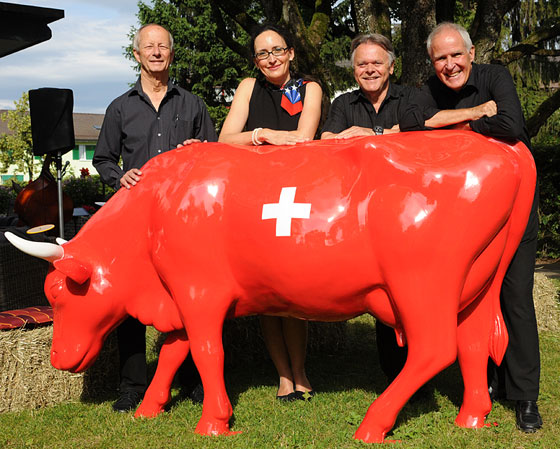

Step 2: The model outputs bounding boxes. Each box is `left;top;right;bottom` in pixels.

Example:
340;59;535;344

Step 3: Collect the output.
0;111;103;183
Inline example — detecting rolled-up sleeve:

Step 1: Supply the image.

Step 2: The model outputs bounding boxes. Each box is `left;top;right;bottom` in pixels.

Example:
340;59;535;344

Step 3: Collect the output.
469;66;526;142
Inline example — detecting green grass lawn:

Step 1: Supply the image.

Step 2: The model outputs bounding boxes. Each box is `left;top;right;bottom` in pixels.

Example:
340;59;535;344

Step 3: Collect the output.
1;313;559;448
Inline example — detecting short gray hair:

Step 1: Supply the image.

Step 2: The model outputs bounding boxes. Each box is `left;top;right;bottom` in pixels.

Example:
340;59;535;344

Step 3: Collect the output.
350;33;395;67
426;22;472;58
133;23;174;52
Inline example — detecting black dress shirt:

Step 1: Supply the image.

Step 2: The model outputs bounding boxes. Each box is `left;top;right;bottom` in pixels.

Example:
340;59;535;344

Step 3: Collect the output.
321;83;417;134
93;79;217;190
400;63;531;150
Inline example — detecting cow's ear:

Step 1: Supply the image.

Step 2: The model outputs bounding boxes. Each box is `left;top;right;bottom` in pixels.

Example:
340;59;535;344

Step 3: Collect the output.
53;257;92;285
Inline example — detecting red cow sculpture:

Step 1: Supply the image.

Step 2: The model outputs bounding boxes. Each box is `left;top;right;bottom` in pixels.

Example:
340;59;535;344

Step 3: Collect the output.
5;131;535;443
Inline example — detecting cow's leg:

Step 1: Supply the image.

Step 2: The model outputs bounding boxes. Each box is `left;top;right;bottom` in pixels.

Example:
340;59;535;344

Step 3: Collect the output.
179;297;238;437
355;287;458;443
455;286;495;428
135;329;190;418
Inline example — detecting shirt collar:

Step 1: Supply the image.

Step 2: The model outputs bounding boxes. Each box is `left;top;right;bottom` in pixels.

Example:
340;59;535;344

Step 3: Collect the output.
350;82;397;104
129;78;179;97
464;62;479;89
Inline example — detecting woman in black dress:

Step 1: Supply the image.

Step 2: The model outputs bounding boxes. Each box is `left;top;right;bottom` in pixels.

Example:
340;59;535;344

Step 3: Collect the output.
219;24;322;400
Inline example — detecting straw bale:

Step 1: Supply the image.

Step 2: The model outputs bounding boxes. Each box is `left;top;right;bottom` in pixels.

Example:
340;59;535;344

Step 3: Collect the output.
1;273;555;413
151;317;346;368
533;272;560;333
0;325;118;413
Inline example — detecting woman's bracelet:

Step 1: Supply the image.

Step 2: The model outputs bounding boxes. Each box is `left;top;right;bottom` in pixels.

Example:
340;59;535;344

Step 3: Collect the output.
252;127;263;145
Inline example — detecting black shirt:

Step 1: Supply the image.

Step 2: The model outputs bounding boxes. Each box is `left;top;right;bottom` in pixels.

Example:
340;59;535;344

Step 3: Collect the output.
400;63;531;150
93;79;217;190
321;83;417;134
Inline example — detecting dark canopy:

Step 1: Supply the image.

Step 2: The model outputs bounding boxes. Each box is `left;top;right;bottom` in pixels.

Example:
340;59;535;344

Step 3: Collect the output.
0;2;63;58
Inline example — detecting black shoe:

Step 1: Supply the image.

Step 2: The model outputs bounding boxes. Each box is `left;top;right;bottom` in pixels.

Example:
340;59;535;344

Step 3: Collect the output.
112;390;142;413
291;390;315;401
516;400;542;433
276;393;296;402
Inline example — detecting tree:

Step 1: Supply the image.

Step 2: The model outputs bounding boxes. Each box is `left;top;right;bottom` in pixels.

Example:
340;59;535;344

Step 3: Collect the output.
131;0;560;136
0;92;37;181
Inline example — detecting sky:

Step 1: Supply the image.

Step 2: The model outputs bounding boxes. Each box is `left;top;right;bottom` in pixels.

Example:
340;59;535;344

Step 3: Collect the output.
0;0;142;113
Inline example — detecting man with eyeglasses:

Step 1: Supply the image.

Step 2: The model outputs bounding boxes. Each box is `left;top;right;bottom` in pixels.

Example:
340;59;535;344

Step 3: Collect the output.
93;23;216;413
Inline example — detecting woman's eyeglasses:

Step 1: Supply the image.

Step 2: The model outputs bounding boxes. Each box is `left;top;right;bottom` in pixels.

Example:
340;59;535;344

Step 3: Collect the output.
254;47;289;60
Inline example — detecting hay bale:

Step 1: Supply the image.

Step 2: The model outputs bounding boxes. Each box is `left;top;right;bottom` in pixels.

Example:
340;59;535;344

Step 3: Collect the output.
151;317;347;368
533;272;560;333
0;325;118;413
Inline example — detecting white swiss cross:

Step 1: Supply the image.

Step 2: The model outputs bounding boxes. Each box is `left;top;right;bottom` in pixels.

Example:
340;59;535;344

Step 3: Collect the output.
262;187;311;237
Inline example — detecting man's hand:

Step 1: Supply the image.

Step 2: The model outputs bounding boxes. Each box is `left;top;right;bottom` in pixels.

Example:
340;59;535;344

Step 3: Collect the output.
425;100;498;129
472;100;497;120
385;124;400;134
324;126;374;139
120;168;142;189
178;138;204;147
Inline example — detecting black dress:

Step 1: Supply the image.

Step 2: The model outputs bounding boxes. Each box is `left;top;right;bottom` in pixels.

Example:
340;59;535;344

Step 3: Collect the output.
245;78;307;132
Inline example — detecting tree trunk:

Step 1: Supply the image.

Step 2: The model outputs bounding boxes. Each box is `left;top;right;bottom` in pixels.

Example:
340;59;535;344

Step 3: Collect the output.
470;0;518;63
400;0;436;86
352;0;391;37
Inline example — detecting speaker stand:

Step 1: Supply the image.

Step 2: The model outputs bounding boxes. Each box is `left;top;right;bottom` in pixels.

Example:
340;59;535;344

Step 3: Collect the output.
55;150;64;239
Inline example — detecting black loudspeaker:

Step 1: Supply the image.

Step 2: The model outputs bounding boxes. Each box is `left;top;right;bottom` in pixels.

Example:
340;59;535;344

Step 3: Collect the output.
29;88;75;156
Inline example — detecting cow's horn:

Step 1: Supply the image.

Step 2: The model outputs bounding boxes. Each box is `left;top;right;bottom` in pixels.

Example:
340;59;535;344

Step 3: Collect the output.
4;231;64;262
56;237;68;245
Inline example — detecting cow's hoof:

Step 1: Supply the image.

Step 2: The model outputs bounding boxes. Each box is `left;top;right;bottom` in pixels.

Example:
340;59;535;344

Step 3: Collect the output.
353;426;385;444
134;404;165;419
455;412;487;428
195;420;239;436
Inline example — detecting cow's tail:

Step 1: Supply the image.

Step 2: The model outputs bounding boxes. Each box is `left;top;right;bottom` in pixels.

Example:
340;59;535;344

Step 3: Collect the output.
488;140;536;365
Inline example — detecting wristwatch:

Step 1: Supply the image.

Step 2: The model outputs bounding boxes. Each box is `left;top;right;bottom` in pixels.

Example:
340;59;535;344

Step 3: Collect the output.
373;126;384;135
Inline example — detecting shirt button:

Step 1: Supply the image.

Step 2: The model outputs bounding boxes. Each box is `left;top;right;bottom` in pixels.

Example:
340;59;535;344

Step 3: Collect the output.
157;116;160;120
158;149;161;153
157;133;161;136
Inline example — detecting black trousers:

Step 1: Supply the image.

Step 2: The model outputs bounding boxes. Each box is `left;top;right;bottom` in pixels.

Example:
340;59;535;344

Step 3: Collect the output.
488;187;540;401
377;188;540;400
117;317;147;393
116;317;201;394
376;321;407;382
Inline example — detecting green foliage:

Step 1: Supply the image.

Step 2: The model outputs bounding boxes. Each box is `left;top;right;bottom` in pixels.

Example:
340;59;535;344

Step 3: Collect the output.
63;174;114;209
534;143;560;259
518;84;560;258
0;185;16;215
0;93;37;180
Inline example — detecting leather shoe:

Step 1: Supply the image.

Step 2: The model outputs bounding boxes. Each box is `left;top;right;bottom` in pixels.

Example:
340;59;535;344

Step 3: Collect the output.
515;400;542;432
112;390;142;412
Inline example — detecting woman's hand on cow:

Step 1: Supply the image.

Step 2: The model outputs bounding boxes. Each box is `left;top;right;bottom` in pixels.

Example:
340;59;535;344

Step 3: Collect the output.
259;128;310;146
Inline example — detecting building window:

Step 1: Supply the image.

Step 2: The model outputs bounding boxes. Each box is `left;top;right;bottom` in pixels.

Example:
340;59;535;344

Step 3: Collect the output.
85;145;95;160
73;144;96;161
1;174;24;184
